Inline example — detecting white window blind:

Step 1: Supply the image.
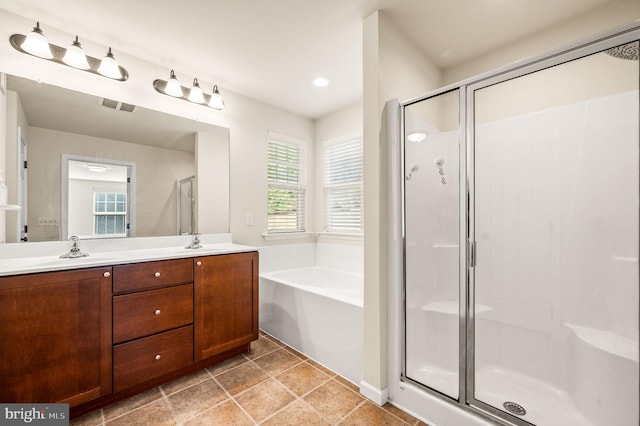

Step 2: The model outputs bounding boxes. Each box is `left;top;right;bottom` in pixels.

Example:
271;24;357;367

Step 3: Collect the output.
267;138;306;233
94;192;127;236
324;138;363;233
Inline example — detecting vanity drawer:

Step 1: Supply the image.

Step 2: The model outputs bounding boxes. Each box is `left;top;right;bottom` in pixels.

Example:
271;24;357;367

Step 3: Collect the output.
113;284;193;344
113;258;193;293
113;325;193;392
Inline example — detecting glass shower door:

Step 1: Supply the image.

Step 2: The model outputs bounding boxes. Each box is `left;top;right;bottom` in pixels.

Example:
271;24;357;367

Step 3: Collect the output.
177;176;196;235
404;89;461;399
471;41;639;425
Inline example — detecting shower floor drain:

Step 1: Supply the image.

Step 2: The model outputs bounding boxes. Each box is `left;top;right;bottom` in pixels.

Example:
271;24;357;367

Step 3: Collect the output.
503;401;527;416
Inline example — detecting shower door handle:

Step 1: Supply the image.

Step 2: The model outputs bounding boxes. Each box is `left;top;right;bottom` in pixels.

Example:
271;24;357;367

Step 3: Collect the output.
469;240;477;268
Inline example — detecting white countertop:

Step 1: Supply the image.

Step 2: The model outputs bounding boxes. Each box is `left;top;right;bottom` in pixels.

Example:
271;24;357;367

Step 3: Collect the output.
0;234;257;277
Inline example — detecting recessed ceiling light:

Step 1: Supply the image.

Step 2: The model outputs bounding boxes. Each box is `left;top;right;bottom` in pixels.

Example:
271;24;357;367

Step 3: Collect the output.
312;77;330;87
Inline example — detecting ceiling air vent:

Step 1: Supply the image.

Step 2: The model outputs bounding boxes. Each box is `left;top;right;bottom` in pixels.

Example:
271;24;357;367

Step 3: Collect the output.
98;97;136;112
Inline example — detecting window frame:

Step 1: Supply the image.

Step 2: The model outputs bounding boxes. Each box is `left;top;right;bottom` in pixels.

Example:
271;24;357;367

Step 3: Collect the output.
93;191;127;237
322;135;364;235
266;133;308;235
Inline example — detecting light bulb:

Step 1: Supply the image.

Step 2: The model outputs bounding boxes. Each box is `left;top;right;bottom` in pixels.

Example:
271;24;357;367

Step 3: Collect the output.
97;47;123;79
164;70;183;97
188;78;205;104
21;22;53;59
209;85;225;110
62;36;90;70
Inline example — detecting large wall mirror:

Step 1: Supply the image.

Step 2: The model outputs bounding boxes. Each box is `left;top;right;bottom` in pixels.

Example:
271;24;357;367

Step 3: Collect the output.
4;74;230;243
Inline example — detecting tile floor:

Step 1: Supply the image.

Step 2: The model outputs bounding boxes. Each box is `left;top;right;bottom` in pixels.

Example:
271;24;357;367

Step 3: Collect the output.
71;332;426;425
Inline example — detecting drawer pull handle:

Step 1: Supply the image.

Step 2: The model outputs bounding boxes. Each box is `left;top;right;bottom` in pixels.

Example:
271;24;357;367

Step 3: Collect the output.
154;354;161;361
103;272;111;278
196;261;202;266
154;309;161;315
154;272;161;278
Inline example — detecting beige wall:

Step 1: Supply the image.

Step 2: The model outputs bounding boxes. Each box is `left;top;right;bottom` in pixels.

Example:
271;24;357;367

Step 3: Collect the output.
196;130;230;234
362;10;442;396
27;127;194;241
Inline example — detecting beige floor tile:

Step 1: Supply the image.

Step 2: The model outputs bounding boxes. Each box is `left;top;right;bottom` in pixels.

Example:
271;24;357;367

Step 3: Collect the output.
167;378;228;423
183;400;254;426
382;403;422;425
102;387;163;421
206;354;249;376
303;379;364;424
235;378;295;422
261;399;330;426
215;361;269;396
334;375;360;393
105;399;176;426
306;359;337;377
281;345;309;360
253;348;301;376
340;401;408;425
161;369;211;396
245;336;281;359
70;409;103;426
276;362;330;397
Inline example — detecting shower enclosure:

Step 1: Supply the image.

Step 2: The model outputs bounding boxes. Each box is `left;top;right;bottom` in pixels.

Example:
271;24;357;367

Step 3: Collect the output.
177;176;196;235
399;27;638;426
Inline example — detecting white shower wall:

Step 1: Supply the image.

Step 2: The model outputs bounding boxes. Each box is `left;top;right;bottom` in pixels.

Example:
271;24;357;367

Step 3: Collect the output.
473;89;639;425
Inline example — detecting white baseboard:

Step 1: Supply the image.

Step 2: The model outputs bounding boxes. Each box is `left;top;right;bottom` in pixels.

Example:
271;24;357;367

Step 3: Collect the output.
359;380;389;405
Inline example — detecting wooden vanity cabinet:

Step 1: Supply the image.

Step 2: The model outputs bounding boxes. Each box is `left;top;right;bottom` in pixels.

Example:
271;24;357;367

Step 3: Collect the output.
194;252;259;361
0;267;112;407
112;258;194;391
0;250;258;416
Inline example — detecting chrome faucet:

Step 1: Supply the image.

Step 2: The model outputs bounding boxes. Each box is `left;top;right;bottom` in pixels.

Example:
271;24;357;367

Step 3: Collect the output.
60;236;89;258
185;233;202;249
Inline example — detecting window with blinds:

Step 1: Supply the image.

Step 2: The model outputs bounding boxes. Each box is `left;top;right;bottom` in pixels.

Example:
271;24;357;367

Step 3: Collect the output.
94;191;127;236
324;138;363;233
267;138;306;233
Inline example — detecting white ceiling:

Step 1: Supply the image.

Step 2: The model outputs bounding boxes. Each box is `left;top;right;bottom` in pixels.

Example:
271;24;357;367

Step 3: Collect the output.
0;0;617;119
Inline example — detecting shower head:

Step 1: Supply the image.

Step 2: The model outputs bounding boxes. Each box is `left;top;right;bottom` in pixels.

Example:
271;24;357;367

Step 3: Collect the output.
605;42;639;61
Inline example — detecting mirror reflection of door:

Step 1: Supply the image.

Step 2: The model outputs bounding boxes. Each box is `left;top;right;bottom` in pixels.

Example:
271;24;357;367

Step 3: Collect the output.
17;127;27;242
177;176;196;235
63;157;136;239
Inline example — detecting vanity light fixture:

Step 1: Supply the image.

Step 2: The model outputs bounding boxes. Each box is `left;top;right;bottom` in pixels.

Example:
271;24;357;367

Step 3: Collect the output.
62;36;90;70
187;78;205;104
10;22;129;81
153;70;225;110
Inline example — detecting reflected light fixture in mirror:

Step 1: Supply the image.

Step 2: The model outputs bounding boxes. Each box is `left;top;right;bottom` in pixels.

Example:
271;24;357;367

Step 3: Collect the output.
10;22;129;81
153;70;225;110
407;132;427;143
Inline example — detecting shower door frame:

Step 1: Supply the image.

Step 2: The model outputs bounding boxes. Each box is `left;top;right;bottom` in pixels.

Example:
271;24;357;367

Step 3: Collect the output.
399;22;640;426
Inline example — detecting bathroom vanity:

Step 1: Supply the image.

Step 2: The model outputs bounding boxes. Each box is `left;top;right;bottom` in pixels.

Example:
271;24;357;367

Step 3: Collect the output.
0;243;258;417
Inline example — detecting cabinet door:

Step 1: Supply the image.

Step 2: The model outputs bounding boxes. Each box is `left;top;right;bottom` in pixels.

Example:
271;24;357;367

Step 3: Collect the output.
194;252;258;361
0;267;112;407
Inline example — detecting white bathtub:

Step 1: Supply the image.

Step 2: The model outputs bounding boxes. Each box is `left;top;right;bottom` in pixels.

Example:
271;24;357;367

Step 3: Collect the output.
259;266;363;384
